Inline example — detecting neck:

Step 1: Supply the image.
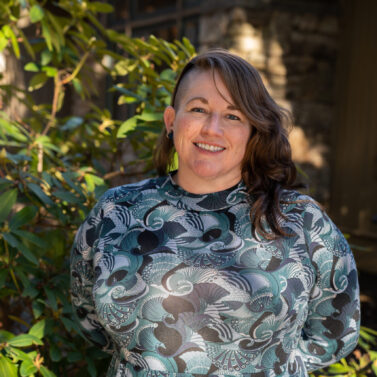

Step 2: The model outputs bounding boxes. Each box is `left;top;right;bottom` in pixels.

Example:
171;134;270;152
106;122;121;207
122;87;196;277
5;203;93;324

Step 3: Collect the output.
173;170;242;194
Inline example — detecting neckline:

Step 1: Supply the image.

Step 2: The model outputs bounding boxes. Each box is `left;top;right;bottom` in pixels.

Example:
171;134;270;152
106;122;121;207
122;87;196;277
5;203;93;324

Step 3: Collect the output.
157;172;250;211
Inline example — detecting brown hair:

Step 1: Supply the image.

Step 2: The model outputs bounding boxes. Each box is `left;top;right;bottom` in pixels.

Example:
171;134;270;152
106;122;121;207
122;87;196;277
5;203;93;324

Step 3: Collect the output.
154;49;300;239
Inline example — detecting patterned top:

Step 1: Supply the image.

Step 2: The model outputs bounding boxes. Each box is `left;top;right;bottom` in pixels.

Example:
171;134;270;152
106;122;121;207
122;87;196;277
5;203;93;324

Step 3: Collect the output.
70;174;360;377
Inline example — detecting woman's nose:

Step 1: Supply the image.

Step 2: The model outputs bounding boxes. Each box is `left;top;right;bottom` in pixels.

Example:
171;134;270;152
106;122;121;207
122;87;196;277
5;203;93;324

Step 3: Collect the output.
201;113;223;135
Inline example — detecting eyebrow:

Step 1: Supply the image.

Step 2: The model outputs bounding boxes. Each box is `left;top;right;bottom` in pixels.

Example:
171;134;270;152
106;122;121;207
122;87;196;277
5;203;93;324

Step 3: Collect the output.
185;96;241;111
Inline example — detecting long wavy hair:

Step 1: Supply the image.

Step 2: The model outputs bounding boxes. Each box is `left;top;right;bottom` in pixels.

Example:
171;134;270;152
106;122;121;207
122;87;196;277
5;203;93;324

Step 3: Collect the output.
154;49;300;239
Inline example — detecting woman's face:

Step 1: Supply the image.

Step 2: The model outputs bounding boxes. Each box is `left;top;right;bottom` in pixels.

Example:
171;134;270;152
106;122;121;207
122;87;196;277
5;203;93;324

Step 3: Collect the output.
164;69;251;193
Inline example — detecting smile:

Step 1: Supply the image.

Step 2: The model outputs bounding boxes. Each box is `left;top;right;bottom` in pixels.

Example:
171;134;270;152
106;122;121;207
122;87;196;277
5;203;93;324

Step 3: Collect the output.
194;142;225;152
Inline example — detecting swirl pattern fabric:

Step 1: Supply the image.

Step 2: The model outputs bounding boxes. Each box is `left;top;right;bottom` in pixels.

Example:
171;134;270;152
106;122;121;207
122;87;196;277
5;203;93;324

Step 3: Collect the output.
70;175;360;377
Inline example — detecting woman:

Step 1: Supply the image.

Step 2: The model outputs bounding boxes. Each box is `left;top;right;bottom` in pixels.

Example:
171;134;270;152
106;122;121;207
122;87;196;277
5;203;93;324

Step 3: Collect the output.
70;49;360;377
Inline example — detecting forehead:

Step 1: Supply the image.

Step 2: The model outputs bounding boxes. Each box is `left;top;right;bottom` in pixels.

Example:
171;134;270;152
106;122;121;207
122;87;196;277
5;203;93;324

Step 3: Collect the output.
174;68;234;108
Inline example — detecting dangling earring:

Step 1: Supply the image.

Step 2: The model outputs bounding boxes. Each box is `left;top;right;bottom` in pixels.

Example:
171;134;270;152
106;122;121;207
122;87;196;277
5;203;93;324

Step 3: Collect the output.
167;131;174;141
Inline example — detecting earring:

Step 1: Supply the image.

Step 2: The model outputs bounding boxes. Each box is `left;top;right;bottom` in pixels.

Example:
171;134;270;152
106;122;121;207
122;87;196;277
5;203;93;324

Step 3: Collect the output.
167;131;174;141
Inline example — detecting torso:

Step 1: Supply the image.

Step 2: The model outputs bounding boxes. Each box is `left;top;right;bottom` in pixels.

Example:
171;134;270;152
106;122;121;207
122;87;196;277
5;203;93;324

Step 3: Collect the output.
90;176;316;377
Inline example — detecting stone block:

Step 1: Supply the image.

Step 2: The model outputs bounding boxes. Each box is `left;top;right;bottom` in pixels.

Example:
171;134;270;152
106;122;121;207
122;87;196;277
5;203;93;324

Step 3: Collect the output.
199;11;229;45
293;13;318;32
318;15;338;35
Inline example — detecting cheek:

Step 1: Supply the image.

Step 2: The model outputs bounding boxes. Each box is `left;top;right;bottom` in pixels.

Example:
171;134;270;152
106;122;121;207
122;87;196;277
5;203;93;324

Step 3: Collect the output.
231;128;251;154
174;118;198;145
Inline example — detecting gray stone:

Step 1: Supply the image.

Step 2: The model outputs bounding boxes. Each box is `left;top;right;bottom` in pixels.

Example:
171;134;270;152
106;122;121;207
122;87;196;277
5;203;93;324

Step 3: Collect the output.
318;15;338;35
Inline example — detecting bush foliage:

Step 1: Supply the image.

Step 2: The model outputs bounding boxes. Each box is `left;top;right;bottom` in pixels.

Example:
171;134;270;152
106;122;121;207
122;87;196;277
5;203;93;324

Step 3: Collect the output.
0;1;375;377
0;1;194;376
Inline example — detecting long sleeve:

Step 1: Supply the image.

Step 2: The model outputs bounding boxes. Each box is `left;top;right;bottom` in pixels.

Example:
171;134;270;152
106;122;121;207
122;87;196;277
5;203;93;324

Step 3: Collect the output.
298;201;360;371
70;193;115;353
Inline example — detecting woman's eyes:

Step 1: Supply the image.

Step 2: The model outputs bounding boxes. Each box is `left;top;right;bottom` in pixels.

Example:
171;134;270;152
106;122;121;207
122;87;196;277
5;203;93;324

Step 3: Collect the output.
190;107;206;113
189;108;241;121
226;114;241;121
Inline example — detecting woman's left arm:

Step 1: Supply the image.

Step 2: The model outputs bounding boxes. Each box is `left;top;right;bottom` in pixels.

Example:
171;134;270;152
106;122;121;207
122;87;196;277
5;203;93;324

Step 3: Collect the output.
298;201;360;371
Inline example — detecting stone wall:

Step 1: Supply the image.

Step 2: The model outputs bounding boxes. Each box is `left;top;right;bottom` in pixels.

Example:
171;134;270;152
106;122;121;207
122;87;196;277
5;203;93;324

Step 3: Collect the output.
198;4;340;205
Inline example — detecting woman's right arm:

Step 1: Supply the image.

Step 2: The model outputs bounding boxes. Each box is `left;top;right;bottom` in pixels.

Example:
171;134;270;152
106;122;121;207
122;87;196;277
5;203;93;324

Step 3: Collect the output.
70;194;115;352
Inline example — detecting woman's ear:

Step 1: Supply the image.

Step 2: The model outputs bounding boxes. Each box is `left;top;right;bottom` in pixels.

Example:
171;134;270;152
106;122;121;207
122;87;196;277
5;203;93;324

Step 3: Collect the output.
163;106;175;134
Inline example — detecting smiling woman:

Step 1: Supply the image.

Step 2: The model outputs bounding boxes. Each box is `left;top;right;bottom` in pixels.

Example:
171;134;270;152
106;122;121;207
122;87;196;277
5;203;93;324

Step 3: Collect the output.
70;49;360;377
163;69;251;194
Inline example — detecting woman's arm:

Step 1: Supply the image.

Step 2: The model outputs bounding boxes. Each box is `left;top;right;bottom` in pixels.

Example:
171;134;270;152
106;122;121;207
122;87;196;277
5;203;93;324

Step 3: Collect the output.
298;202;360;371
70;194;115;352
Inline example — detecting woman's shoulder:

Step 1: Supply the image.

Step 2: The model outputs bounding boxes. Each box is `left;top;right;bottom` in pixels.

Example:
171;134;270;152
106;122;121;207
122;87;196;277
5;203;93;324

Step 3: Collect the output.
99;176;164;204
279;189;324;217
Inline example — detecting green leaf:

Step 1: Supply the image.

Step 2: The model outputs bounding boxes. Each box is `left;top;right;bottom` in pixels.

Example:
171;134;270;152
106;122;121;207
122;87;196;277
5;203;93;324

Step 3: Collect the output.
369;350;377;361
61;171;84;195
117;117;137;138
182;37;196;56
8;334;43;347
2;232;39;265
136;111;163;122
72;78;83;96
9;206;38;230
49;343;62;362
40;365;57;377
29;4;45;23
0;356;18;377
0;189;17;224
27;183;54;206
28;319;46;339
361;326;377;336
0;117;28;142
2;25;20;58
28;72;48;91
17;28;36;60
12;229;47;248
41;19;52;51
86;356;97;377
372;359;377;375
327;362;352;373
0;269;8;288
61;116;84;131
0;30;7;52
24;62;40;72
22;284;39;299
61;317;77;332
4;347;34;363
20;359;38;377
67;351;82;363
42;66;58;77
118;95;138;105
53;190;83;204
0;330;15;342
44;287;58;311
46;12;64;47
32;300;44;319
89;1;114;13
84;174;104;193
160;68;176;82
113;59;138;75
41;49;52;66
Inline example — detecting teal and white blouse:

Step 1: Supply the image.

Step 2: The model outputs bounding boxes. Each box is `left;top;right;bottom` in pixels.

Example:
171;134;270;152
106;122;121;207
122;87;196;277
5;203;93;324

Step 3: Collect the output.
70;174;360;377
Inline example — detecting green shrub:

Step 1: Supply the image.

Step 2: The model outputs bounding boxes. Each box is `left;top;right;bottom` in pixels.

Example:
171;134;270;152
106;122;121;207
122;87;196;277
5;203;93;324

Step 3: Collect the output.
0;1;194;376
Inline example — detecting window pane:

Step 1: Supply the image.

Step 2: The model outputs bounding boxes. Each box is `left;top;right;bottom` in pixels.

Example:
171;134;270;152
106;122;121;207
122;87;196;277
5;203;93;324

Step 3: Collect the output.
181;17;199;48
133;22;178;41
131;0;176;19
183;0;202;8
109;0;130;28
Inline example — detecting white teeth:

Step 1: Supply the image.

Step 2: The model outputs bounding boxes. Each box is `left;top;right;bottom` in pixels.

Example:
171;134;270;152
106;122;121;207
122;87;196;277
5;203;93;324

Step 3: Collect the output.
196;143;225;152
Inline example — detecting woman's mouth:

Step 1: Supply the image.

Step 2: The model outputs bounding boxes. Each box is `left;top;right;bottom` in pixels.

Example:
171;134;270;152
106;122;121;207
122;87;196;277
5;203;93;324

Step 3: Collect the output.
194;142;225;152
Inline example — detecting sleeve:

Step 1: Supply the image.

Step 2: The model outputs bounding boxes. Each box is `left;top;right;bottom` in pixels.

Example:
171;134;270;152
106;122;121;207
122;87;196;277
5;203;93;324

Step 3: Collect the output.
298;201;360;371
70;193;115;353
